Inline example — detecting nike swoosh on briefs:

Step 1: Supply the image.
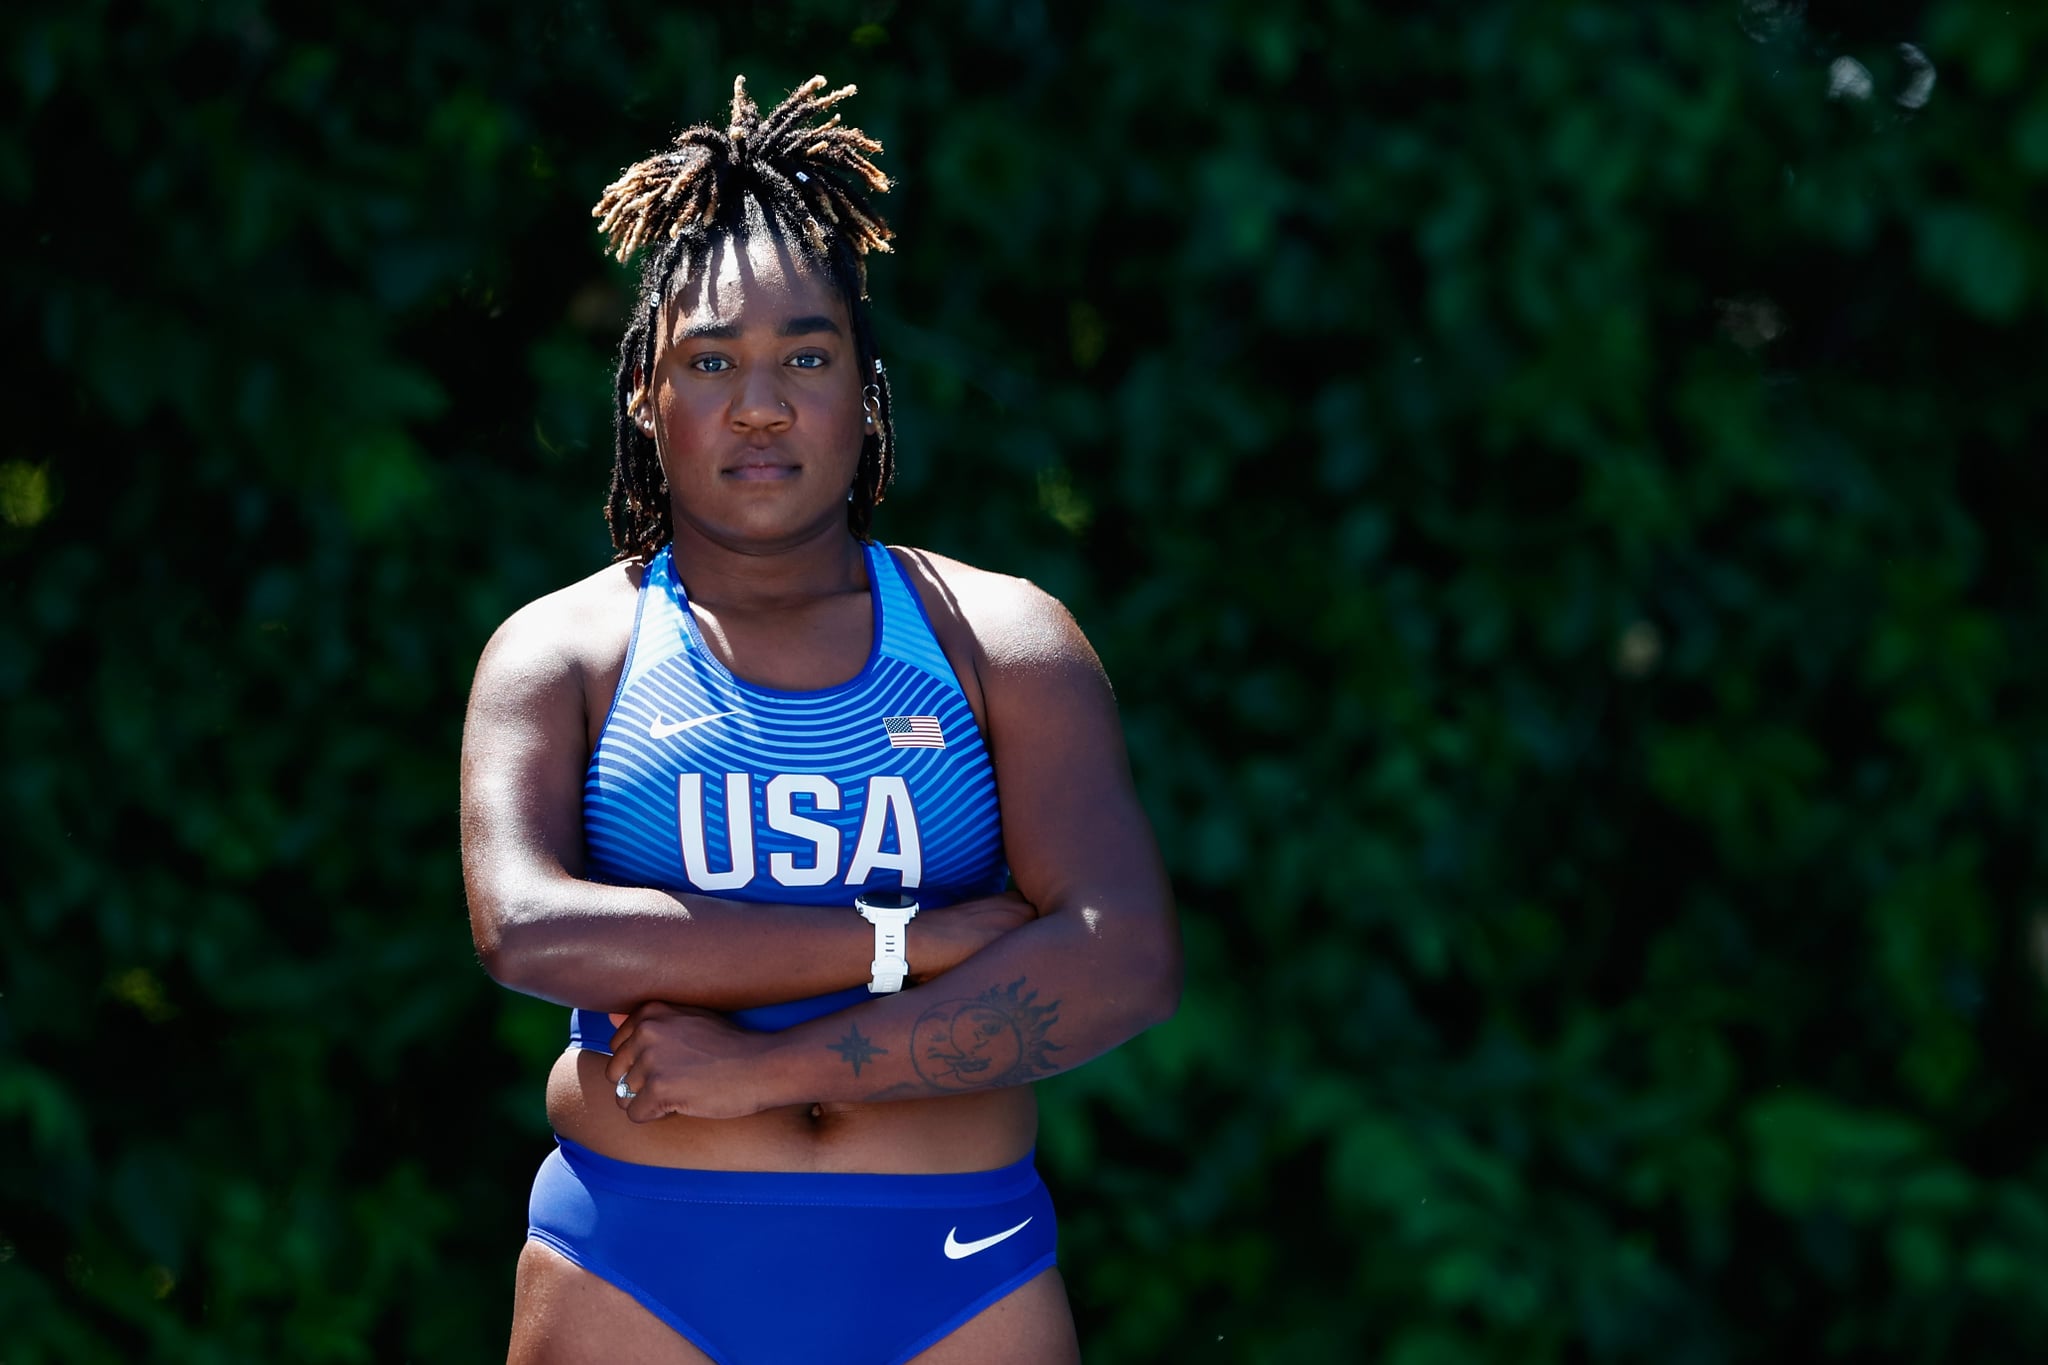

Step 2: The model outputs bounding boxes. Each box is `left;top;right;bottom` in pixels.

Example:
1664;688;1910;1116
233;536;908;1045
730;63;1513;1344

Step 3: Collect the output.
943;1217;1033;1260
648;710;740;740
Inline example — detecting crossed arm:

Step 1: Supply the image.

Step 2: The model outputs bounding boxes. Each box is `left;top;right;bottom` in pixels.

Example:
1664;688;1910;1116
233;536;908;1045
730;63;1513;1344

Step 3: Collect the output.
459;565;1181;1119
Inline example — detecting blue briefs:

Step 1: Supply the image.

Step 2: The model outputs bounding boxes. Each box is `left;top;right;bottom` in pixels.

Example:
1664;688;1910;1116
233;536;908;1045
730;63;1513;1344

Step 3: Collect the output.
527;1137;1059;1365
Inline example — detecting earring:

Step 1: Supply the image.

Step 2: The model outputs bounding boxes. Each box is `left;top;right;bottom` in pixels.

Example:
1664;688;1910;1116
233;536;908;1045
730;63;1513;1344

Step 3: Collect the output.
862;383;881;427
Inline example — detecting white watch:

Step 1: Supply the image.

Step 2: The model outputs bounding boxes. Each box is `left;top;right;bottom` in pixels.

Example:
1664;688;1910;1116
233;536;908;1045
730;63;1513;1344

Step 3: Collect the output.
855;890;919;993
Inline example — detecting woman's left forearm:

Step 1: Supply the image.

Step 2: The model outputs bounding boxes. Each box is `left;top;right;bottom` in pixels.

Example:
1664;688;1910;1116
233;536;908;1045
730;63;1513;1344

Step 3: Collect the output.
750;897;1180;1107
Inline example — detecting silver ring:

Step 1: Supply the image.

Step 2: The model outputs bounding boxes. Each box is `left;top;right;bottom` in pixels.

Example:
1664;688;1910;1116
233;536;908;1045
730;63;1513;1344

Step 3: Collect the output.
615;1076;636;1100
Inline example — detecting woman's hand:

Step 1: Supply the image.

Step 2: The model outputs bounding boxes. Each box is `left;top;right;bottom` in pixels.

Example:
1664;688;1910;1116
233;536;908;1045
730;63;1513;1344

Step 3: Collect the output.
605;1002;775;1122
906;889;1037;985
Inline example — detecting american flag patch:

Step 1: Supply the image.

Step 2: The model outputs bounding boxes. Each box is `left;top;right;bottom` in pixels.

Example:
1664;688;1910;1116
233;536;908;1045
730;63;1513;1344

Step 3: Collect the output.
883;715;945;749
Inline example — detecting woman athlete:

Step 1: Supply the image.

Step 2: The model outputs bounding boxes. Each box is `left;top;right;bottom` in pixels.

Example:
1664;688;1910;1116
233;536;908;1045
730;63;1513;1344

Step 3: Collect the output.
459;76;1180;1364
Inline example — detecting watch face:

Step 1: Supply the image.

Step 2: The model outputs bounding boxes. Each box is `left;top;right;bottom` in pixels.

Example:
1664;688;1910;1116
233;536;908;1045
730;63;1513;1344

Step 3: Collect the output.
856;890;918;912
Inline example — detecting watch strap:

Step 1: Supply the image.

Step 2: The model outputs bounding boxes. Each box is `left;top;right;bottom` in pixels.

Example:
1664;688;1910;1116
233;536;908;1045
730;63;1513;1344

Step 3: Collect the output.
856;895;918;993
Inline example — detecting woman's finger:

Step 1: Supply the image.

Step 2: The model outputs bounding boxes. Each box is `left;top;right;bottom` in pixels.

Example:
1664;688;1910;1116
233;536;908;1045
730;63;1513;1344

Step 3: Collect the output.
605;1034;643;1093
625;1069;679;1123
611;1059;645;1107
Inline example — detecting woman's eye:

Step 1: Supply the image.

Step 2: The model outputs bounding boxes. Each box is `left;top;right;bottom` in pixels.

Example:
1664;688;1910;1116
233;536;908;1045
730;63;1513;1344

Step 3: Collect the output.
788;353;826;370
691;356;732;373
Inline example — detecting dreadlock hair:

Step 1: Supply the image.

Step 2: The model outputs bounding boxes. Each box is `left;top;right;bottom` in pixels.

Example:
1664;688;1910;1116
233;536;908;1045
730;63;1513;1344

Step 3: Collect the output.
592;74;898;560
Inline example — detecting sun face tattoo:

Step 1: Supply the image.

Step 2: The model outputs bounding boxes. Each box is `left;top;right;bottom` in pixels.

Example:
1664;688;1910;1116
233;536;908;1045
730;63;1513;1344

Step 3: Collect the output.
910;978;1063;1092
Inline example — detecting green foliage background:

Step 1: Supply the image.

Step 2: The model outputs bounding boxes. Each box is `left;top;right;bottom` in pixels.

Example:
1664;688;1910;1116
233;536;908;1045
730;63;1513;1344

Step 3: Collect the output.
6;1;2047;1359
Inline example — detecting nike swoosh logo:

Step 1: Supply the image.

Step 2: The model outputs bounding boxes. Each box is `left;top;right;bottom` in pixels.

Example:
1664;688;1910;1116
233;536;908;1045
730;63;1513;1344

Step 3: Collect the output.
943;1217;1032;1260
648;709;740;740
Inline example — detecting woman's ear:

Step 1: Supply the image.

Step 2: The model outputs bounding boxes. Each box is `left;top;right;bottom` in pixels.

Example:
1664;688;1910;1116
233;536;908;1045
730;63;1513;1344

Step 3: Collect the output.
628;373;656;436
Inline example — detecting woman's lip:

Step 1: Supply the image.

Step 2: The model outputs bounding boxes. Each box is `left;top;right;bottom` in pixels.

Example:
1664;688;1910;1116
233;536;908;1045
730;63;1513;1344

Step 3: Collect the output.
723;460;800;481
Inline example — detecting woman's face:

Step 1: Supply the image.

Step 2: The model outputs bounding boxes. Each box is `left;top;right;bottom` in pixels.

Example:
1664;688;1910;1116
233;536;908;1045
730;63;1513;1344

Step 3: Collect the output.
636;229;866;551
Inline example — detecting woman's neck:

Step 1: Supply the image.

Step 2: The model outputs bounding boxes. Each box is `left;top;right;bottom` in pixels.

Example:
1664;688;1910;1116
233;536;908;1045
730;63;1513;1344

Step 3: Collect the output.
666;516;867;612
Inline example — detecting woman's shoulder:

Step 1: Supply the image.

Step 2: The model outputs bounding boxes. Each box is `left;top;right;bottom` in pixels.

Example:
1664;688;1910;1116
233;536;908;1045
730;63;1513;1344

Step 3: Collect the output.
475;558;646;690
884;545;1100;679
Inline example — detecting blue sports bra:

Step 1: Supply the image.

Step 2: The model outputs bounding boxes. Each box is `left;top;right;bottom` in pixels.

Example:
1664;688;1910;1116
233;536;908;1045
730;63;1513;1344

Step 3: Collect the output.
569;540;1007;1047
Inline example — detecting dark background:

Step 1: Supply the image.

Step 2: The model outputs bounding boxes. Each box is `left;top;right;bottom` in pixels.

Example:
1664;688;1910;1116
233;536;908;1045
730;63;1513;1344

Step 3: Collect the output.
6;1;2048;1360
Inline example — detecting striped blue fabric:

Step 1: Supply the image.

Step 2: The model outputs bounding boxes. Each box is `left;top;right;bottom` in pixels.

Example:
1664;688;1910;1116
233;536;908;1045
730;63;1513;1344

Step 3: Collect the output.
572;540;1007;1043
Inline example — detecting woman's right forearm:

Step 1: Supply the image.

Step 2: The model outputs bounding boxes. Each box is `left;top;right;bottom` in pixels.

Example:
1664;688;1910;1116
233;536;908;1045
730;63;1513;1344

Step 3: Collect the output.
476;874;877;1013
470;874;1025;1013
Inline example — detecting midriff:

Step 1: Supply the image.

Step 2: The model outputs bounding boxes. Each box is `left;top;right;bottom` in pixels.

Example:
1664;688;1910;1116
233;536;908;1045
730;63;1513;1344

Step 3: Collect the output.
545;1046;1039;1173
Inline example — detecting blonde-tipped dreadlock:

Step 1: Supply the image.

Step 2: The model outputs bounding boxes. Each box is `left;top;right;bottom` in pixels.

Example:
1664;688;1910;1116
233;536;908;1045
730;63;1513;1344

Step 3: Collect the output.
593;76;892;275
593;76;900;558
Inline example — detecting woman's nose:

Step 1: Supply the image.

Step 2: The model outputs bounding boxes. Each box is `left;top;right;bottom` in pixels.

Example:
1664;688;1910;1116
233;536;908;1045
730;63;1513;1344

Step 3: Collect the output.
731;373;793;432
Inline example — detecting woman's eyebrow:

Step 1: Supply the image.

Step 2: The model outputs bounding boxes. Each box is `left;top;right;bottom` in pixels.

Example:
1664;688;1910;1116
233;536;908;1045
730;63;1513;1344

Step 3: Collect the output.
670;315;841;341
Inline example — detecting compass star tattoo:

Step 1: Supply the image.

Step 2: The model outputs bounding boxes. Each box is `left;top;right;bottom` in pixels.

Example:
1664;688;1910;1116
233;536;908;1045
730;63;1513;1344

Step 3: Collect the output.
826;1024;889;1078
